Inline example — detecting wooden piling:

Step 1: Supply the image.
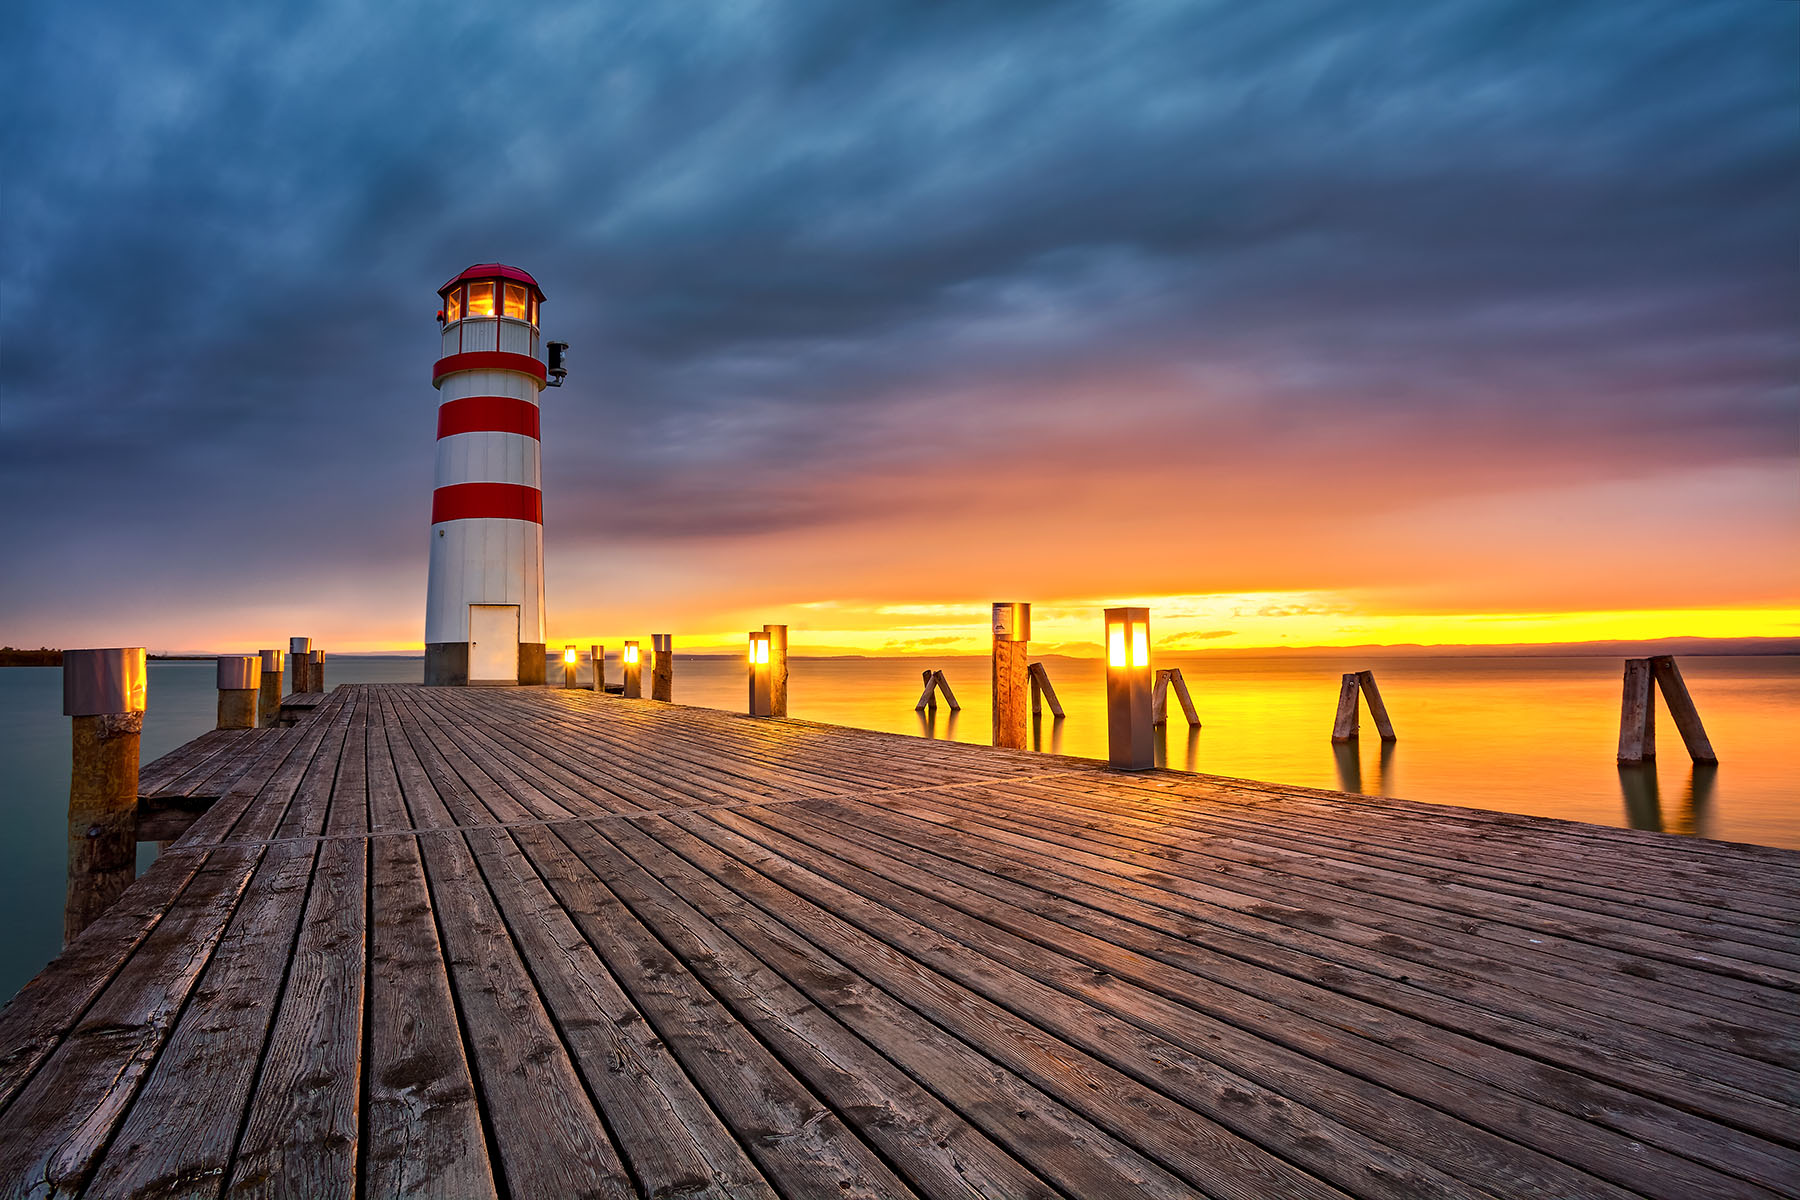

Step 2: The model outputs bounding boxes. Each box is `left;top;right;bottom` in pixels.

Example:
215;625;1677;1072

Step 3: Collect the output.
257;649;283;726
289;637;311;693
62;648;146;944
622;641;641;698
651;634;673;702
914;670;961;712
216;655;261;730
590;644;605;692
1027;661;1064;718
764;624;788;717
1331;673;1361;742
991;603;1029;750
310;649;326;693
1650;655;1718;764
1617;658;1657;764
1152;668;1200;727
1356;670;1396;741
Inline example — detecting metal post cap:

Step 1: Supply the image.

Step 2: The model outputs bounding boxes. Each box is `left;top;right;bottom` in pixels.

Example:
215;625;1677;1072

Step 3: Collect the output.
217;655;261;690
260;648;283;672
309;650;324;663
290;637;312;654
63;648;148;716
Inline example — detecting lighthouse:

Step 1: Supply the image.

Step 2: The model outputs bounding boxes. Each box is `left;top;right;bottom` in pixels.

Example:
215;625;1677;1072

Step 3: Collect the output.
424;264;567;686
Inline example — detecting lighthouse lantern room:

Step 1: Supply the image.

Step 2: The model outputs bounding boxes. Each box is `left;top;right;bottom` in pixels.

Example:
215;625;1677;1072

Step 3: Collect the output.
424;263;560;686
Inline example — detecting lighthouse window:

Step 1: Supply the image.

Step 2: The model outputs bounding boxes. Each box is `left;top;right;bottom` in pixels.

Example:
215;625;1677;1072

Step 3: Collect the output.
444;287;462;323
527;296;538;325
503;283;529;320
467;282;496;318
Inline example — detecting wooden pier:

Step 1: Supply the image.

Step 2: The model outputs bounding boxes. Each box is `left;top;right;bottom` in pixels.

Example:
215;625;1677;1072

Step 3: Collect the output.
1;684;1796;1198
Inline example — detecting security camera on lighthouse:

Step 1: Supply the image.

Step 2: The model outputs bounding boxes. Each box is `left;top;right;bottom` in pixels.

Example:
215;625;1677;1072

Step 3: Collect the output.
424;264;566;686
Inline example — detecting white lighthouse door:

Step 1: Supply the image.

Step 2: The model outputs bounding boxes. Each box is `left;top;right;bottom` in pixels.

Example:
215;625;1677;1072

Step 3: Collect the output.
468;605;520;685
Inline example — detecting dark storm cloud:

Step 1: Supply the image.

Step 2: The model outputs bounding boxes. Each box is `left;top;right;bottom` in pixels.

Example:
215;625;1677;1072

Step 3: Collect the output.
1;0;1794;619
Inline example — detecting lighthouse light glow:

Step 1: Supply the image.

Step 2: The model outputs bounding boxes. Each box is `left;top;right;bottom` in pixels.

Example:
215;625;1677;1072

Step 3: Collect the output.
467;282;494;317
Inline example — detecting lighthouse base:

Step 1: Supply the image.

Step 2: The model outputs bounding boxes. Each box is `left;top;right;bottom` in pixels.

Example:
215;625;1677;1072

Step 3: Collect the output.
424;642;547;687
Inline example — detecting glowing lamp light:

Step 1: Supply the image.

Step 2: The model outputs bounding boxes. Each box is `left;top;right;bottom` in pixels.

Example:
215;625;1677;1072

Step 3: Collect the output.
622;640;642;698
747;632;773;716
1104;607;1153;770
561;645;578;690
563;647;577;664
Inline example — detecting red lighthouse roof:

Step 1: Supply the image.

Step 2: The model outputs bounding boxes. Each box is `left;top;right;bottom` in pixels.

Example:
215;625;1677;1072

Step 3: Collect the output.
439;263;545;302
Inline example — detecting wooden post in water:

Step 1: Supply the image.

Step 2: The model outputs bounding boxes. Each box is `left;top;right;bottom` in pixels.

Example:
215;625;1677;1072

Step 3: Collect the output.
1152;668;1200;727
1104;608;1154;770
62;648;146;944
590;644;605;692
257;649;283;727
1616;658;1657;763
748;631;772;716
651;634;673;701
1331;670;1396;742
1649;656;1718;764
991;602;1030;750
1330;673;1361;742
764;624;788;717
622;641;641;698
310;649;326;693
1028;662;1064;717
216;655;261;730
914;670;961;712
289;637;311;693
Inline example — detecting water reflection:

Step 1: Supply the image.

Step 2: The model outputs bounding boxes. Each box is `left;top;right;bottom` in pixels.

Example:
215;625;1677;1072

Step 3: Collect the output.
1153;723;1201;772
1031;712;1064;755
1620;762;1718;837
917;707;959;741
1332;739;1396;796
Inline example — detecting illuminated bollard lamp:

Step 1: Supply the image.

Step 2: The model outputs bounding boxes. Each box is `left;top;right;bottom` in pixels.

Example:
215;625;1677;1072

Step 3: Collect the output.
216;655;262;730
622;641;642;698
748;632;773;717
562;646;578;689
1105;607;1154;770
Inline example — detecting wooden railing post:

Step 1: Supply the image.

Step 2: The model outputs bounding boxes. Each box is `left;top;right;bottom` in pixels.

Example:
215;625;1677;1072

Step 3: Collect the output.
651;634;673;702
991;602;1030;749
590;645;605;692
622;641;641;698
764;625;788;717
257;649;283;727
289;637;311;693
62;647;146;944
1617;658;1656;764
217;655;260;730
310;649;326;694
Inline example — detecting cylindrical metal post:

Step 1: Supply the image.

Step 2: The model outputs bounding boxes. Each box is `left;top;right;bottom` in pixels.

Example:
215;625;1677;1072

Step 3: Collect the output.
289;637;312;693
590;645;605;692
310;649;326;693
1104;608;1153;770
257;649;283;726
748;632;772;716
622;641;641;698
764;624;788;717
651;634;673;702
63;648;147;943
991;603;1030;749
217;655;261;730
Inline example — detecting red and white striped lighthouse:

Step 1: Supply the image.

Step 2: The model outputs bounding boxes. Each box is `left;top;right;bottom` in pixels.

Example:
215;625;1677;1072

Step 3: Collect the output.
424;264;562;686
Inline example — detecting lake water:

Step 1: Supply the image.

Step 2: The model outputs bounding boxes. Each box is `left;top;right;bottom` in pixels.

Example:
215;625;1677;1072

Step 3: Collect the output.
1;652;1794;1002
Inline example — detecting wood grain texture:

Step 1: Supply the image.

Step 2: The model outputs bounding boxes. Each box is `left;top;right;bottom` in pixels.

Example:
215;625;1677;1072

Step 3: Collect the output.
4;683;1794;1200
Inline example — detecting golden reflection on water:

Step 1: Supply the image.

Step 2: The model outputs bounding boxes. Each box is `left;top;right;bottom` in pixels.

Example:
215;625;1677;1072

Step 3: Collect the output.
647;653;1798;849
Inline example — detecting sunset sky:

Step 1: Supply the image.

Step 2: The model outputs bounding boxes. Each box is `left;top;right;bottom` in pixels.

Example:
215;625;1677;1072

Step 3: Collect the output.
2;1;1795;656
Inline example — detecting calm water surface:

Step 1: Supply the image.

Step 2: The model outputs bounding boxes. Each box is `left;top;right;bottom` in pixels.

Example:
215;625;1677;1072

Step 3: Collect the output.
1;653;1794;1000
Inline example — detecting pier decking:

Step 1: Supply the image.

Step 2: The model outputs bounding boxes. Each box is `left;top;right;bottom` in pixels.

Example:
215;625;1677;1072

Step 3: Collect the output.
2;684;1796;1198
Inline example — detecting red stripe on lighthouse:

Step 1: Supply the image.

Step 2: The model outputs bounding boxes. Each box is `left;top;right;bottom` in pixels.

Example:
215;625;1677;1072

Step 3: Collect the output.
436;396;541;440
431;483;543;524
432;351;548;387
